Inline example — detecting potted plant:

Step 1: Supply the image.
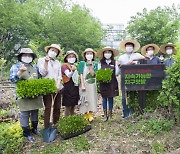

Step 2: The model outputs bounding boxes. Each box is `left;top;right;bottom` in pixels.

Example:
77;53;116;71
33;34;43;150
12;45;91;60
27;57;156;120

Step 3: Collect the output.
57;115;91;140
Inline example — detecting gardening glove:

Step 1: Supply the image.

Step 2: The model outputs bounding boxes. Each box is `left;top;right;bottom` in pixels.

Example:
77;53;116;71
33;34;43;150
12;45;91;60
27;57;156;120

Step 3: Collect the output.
72;70;79;85
79;91;88;106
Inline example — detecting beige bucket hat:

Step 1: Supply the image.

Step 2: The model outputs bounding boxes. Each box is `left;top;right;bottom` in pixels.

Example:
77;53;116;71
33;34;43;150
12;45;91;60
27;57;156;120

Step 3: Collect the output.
44;44;62;56
160;43;176;54
81;48;96;59
16;48;37;61
97;46;119;59
64;50;79;62
141;44;160;56
119;40;140;52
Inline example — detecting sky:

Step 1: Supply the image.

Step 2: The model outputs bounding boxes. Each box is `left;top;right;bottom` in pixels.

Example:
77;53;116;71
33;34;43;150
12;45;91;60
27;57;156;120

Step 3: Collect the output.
74;0;179;26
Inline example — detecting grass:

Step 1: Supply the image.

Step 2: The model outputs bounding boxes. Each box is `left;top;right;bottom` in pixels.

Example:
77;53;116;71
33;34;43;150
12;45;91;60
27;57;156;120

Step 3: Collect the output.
31;135;90;154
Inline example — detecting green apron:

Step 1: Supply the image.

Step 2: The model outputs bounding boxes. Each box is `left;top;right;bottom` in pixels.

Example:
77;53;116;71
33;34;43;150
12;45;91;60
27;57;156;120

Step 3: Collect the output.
16;65;43;111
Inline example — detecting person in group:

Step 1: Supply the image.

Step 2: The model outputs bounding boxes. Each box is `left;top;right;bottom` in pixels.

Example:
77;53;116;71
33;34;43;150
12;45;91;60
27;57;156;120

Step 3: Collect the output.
118;40;145;118
160;43;176;67
159;54;165;63
37;44;63;128
78;48;98;122
10;48;43;142
61;50;79;116
97;46;120;121
141;44;161;64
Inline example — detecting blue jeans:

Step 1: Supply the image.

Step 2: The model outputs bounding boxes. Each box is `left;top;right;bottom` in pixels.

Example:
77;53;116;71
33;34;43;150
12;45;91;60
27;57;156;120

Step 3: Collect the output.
102;97;113;110
122;91;132;118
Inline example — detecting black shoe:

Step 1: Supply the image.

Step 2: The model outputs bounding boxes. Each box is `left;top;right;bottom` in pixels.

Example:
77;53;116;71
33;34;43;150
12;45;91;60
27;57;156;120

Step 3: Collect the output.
22;126;35;142
32;128;40;135
31;121;40;135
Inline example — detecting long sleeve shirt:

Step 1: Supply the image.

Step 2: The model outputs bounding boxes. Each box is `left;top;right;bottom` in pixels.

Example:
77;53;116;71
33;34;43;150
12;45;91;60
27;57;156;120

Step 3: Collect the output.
37;57;63;90
10;62;40;83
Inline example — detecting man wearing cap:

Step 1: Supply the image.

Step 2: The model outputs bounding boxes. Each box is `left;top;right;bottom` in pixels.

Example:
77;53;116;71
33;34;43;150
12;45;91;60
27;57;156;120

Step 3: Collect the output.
10;48;43;142
160;43;176;67
118;40;145;118
37;44;63;128
78;48;98;122
141;44;161;64
61;50;79;116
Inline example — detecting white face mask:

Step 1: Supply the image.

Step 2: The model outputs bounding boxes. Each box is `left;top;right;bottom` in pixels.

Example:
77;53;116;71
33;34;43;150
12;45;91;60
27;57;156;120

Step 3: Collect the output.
166;49;173;55
85;54;93;61
125;46;133;53
48;50;57;58
147;50;154;56
21;56;33;63
104;53;112;59
67;57;76;64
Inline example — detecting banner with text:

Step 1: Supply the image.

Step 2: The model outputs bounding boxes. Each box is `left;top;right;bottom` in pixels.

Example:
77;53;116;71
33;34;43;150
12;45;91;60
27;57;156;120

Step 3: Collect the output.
121;64;165;91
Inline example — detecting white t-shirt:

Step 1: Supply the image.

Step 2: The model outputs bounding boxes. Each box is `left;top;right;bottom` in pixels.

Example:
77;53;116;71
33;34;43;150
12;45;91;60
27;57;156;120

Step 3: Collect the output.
118;53;144;65
37;57;63;90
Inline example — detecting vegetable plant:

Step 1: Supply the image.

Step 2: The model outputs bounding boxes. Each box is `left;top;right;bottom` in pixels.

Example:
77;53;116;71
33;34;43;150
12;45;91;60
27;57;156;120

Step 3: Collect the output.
16;78;57;98
95;68;113;83
58;115;90;137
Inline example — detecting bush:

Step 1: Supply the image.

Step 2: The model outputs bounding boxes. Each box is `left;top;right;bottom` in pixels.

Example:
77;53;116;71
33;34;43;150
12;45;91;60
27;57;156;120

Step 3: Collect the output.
158;44;180;122
0;122;24;154
16;78;57;98
127;91;161;113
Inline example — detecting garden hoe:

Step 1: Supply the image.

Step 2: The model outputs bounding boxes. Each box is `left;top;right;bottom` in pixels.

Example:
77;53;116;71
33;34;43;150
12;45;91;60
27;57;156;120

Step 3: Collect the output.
43;93;58;142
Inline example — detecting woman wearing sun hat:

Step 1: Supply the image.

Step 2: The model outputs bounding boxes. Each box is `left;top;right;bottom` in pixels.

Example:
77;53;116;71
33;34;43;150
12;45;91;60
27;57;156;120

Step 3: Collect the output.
10;48;43;142
78;48;98;122
160;43;176;67
37;44;63;128
97;46;120;121
61;50;79;116
118;40;145;118
141;44;161;64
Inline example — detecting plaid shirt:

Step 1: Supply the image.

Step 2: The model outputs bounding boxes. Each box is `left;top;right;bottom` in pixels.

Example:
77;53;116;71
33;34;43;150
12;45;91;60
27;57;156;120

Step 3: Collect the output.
10;62;40;83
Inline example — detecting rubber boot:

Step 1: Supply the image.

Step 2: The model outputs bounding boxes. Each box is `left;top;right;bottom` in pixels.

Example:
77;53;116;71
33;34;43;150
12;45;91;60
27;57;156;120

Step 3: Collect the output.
108;110;112;120
103;110;108;122
85;112;89;121
88;112;94;122
22;126;35;142
31;121;40;135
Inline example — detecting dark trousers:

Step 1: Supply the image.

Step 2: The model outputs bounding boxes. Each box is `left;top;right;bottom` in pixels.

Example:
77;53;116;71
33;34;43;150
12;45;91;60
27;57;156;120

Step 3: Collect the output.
43;92;61;128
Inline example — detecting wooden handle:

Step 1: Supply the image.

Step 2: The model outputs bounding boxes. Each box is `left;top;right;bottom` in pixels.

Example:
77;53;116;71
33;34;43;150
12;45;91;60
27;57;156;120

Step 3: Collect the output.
49;93;58;123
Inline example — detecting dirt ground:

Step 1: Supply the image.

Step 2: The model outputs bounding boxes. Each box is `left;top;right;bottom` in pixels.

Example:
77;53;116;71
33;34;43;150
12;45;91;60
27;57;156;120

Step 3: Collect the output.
0;82;180;154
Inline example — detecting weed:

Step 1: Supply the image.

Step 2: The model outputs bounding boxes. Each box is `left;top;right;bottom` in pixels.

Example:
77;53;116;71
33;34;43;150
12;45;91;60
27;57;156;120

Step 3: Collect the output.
151;141;165;154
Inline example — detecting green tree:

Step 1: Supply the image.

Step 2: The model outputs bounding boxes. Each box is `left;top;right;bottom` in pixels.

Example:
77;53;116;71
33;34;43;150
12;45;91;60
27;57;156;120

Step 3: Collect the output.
0;0;104;66
0;0;45;66
126;5;180;47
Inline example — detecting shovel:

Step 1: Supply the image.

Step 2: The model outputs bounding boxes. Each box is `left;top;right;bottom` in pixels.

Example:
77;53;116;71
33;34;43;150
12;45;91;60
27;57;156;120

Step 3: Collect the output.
42;93;58;142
